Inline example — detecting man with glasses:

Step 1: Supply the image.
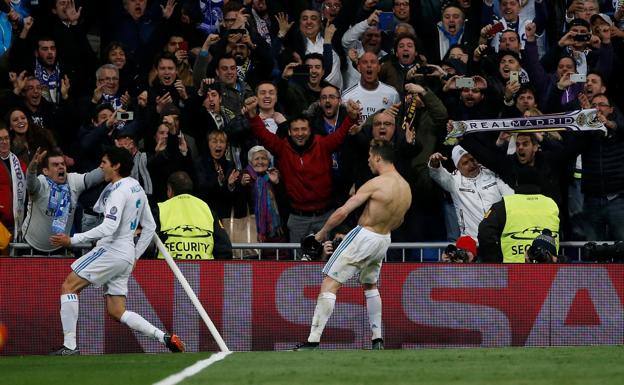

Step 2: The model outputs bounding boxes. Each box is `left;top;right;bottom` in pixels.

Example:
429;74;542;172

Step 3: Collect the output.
392;0;411;23
322;0;342;24
564;92;624;241
92;65;129;112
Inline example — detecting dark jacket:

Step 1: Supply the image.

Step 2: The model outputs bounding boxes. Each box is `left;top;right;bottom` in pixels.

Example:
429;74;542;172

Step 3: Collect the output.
461;133;570;209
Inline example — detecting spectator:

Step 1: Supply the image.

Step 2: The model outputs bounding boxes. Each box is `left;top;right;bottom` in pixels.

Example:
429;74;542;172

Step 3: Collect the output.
343;51;400;122
244;95;359;249
6;106;57;165
303;84;351;204
114;131;152;203
478;167;560;263
379;33;425;99
43;0;99;97
103;0;177;76
461;130;569;212
428;145;514;239
441;235;477;263
144;53;192;123
286;8;342;88
74;104;118;232
196;130;238;220
0;3;21;58
0;125;26;242
148;121;195;205
156;171;232;260
279;52;327;120
482;0;548;54
148;34;194;88
421;2;473;64
102;41;139;97
211;54;254;115
341;10;387;88
255;81;287;135
21;148;104;255
9;35;71;105
541;18;612;77
240;145;287;244
8;75;70;152
78;64;132;127
563;93;624;241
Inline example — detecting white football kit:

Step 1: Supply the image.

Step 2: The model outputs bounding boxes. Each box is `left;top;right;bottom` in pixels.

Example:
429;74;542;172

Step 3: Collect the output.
342;81;400;122
70;177;156;295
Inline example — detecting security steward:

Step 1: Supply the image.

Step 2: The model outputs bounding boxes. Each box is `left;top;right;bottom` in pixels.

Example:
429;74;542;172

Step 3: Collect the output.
156;171;232;259
478;168;559;263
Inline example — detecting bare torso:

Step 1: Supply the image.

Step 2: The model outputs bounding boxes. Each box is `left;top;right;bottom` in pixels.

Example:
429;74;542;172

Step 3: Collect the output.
357;170;412;235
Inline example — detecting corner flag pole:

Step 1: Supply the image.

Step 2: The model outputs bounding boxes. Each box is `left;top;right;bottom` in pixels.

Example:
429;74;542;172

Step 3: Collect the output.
153;235;231;353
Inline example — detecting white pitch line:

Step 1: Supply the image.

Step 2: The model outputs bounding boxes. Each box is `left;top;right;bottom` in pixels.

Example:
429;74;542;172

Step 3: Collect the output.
153;351;232;385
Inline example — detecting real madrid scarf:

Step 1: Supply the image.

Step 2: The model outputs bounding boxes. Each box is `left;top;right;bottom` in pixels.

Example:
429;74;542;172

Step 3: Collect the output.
45;177;71;234
9;153;25;241
445;109;606;145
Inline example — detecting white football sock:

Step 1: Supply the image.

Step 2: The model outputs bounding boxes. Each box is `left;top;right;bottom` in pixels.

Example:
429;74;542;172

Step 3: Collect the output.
120;311;165;343
60;294;79;350
307;292;336;343
365;289;382;340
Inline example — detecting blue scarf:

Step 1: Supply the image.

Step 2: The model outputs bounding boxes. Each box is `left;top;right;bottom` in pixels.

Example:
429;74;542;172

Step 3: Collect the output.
45;177;71;234
34;59;61;103
245;165;282;241
437;23;464;47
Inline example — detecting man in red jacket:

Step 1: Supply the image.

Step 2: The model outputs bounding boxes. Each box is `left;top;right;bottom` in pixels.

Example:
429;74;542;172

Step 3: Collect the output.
244;96;361;253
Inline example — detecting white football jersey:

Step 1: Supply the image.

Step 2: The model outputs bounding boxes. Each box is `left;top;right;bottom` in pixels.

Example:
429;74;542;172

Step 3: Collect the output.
71;177;156;263
342;81;400;122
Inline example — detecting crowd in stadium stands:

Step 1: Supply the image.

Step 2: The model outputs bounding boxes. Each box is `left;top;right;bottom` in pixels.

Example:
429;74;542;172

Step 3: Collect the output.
0;0;623;261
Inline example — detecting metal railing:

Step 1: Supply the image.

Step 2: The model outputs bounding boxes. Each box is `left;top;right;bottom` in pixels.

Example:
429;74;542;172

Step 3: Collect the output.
6;241;603;263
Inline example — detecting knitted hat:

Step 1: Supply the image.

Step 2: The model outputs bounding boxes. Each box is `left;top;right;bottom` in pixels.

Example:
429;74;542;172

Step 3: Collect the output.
531;230;557;256
451;145;469;168
456;235;477;256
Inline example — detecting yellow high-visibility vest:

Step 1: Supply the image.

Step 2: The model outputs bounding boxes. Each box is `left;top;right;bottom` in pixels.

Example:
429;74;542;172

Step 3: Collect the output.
158;194;215;260
501;194;559;263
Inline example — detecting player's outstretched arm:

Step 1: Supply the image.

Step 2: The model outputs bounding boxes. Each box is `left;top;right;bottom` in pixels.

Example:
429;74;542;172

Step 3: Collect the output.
315;182;375;241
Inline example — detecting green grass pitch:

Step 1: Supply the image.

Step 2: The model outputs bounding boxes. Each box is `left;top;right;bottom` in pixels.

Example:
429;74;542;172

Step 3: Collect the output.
2;346;623;385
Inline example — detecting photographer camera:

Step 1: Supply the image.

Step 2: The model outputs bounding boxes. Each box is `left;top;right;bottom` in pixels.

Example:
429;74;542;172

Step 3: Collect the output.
581;242;624;263
320;225;350;261
525;229;561;263
442;236;477;263
301;225;350;261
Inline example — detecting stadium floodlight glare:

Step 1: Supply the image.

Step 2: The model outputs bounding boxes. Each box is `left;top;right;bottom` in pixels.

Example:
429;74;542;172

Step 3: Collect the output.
154;235;230;353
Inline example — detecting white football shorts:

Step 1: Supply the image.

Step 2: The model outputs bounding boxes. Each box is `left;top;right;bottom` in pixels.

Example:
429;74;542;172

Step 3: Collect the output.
322;226;391;284
71;247;133;296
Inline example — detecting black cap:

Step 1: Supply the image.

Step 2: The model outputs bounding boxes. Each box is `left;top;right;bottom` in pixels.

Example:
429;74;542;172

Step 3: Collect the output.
498;49;521;64
442;58;468;76
114;130;136;141
568;18;591;31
